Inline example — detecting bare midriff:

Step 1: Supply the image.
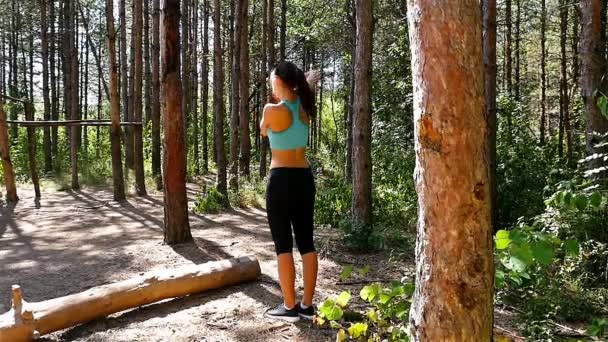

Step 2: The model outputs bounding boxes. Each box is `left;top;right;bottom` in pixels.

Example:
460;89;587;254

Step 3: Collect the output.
270;148;309;169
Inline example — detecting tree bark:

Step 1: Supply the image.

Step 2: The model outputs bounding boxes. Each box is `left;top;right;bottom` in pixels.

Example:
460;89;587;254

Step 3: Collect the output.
514;0;520;102
107;0;126;201
0;257;261;342
560;0;573;164
133;0;147;195
152;0;162;190
229;0;243;189
483;0;497;231
581;0;608;170
505;0;512;141
192;0;200;174
201;0;210;173
540;0;547;145
41;0;53;173
239;0;251;177
24;101;40;198
69;0;80;190
120;0;133;170
0;101;18;202
182;0;191;131
50;0;59;161
280;0;286;61
144;0;152;125
259;0;269;178
351;0;373;228
214;0;229;202
406;1;494;340
163;0;192;244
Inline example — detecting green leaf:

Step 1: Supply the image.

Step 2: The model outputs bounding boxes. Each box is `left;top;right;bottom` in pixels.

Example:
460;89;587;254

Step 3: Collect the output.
563;191;573;206
380;294;392;304
340;265;354;282
495;230;511;250
319;298;344;320
403;282;415;296
336;291;351;307
357;265;370;277
564;239;580;257
589;192;603;208
512;242;534;264
495;269;505;288
330;320;342;329
336;329;347;342
531;241;554;265
575;195;588;211
347;323;368;339
598;95;608;119
508;256;528;272
360;284;381;302
326;305;344;321
367;309;379;323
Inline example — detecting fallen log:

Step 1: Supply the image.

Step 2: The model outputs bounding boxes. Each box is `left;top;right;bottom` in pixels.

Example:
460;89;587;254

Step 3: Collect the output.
0;256;261;342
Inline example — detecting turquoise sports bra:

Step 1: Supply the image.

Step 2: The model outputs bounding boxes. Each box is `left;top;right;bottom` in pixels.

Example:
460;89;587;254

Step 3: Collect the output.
267;97;309;151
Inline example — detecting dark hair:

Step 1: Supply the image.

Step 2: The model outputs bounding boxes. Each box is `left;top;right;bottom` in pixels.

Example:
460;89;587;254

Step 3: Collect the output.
273;61;316;118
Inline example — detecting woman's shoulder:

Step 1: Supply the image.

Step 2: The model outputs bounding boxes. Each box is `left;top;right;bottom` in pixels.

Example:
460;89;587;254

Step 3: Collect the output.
264;102;289;116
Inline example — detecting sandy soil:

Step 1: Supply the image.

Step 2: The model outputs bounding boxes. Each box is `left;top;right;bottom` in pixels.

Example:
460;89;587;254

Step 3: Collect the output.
0;185;416;342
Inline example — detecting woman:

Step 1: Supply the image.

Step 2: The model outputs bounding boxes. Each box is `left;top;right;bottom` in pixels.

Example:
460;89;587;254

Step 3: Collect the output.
260;61;319;322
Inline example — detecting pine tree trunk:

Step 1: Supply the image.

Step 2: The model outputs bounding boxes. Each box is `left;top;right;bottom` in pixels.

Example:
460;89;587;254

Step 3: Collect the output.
0;100;18;202
192;0;200;174
144;0;152;125
201;0;210;173
83;20;89;156
229;0;243;189
50;0;59;161
406;1;494;339
280;0;286;61
41;0;53;173
120;0;133;171
181;0;190;135
540;0;547;145
163;0;192;244
505;0;513;141
214;0;229;203
152;0;162;190
514;0;520;102
133;0;147;195
107;0;127;201
344;0;355;184
581;0;608;170
505;0;512;96
239;0;251;177
571;3;580;89
560;0;572;164
69;0;80;190
351;0;373;228
259;0;269;178
483;0;497;230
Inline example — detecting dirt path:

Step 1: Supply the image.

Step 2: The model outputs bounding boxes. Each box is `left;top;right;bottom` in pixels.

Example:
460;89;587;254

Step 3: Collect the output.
0;186;414;341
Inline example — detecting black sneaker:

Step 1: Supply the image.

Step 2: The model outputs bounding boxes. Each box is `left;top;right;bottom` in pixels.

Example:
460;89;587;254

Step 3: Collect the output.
297;303;315;320
264;303;300;323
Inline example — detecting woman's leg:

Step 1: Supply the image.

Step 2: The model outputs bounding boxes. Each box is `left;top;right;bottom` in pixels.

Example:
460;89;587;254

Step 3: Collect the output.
301;251;318;307
293;168;317;307
277;253;297;308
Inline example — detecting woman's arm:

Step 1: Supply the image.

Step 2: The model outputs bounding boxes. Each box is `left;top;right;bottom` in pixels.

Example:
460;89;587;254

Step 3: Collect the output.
260;104;272;137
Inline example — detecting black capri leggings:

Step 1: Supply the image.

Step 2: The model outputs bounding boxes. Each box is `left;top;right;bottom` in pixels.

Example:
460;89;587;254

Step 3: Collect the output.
266;167;316;255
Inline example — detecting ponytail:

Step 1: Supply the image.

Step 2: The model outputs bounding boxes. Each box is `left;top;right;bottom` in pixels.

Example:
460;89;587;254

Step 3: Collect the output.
273;61;317;118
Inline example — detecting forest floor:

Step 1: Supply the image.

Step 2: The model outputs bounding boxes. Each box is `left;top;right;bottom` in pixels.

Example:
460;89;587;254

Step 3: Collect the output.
0;184;525;341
